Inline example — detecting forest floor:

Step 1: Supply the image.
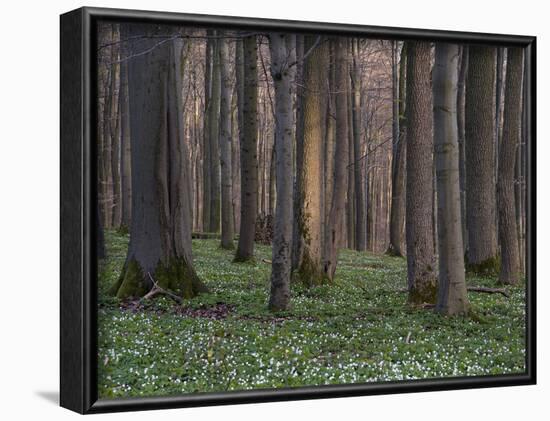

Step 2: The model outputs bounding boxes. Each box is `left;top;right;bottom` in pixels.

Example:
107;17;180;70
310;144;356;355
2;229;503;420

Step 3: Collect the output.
98;230;526;399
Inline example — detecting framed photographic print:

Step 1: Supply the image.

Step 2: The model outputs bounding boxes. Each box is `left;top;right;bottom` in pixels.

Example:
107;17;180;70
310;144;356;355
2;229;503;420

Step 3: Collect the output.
60;6;536;414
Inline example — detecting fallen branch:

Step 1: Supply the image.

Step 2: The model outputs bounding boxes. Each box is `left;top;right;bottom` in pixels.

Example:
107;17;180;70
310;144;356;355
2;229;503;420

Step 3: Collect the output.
261;258;272;264
466;286;510;298
141;272;183;304
397;286;509;298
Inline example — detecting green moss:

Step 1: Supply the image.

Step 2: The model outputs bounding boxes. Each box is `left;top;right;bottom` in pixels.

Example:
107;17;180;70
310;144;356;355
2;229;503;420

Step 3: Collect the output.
407;276;438;305
154;257;208;299
466;256;500;276
115;259;149;299
296;252;327;288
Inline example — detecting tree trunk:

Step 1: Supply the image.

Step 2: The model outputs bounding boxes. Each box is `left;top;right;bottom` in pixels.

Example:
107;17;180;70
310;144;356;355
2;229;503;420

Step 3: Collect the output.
498;47;523;285
296;35;328;286
457;45;468;254
219;36;234;249
234;35;259;262
351;39;366;251
202;32;213;231
323;37;349;281
110;24;208;299
268;33;296;311
405;42;437;305
433;43;470;316
387;42;407;257
209;34;221;232
292;35;305;270
119;24;132;230
465;46;498;272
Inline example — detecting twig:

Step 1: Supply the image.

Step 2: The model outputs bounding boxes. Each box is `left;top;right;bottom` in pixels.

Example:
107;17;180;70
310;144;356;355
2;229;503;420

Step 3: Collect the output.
141;272;183;303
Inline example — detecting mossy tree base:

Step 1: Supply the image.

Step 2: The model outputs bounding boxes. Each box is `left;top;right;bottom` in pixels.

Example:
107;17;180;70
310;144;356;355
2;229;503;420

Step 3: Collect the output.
466;256;500;277
295;253;328;288
408;278;438;305
233;254;255;264
111;257;208;299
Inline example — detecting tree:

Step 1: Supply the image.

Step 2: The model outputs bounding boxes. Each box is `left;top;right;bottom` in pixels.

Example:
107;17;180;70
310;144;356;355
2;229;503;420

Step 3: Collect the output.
351;39;366;251
234;35;259;262
119;24;132;230
268;33;296;311
457;46;468;253
110;25;208;298
405;41;437;305
465;46;498;272
209;34;221;232
498;47;523;285
387;42;407;257
323;37;349;281
433;43;469;315
296;35;328;286
218;36;234;249
202;32;213;231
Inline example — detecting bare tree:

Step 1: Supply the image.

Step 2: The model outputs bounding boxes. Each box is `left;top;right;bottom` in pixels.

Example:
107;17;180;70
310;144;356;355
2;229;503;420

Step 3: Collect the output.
219;36;234;249
465;46;498;272
296;35;329;286
433;43;469;315
234;35;259;262
498;47;523;285
405;41;437;305
323;37;349;280
110;25;208;298
268;33;296;310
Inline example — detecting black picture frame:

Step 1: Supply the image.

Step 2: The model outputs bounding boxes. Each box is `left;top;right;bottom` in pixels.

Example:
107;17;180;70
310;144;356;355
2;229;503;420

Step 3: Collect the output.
60;6;537;414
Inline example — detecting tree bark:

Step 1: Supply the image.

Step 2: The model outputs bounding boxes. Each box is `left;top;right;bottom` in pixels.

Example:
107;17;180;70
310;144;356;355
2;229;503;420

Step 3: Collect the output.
457;45;468;254
323;37;349;281
202;32;213;231
351;39;366;251
209;34;221;232
119;24;132;230
111;25;207;299
234;35;259;262
296;35;328;286
498;48;523;285
268;33;296;311
465;46;498;272
219;36;234;249
387;42;407;257
405;42;437;305
433;43;470;315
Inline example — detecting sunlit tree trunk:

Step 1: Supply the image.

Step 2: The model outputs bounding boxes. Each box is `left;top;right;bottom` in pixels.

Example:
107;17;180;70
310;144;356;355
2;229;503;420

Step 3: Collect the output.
296;35;328;286
433;43;469;315
209;33;221;232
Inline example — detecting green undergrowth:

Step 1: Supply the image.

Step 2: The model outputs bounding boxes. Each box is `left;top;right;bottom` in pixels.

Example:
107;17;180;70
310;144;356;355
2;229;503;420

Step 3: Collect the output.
98;230;526;399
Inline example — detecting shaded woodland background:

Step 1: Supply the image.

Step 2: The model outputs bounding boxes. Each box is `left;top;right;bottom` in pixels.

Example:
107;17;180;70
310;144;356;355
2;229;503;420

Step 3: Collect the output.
96;22;528;315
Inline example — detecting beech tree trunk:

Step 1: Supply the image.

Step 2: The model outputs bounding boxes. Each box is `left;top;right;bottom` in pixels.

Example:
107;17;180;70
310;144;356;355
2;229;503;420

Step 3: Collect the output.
219;36;234;249
323;37;349;281
296;35;328;286
351;39;366;251
433;43;469;315
387;42;407;257
111;25;207;299
465;46;498;272
234;35;259;262
202;33;213;231
209;34;221;232
405;42;437;305
498;47;523;285
119;25;132;230
457;46;468;253
268;33;296;311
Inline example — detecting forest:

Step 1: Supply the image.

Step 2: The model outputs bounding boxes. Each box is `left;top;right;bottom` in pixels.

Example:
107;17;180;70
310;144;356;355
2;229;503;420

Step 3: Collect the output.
96;22;528;398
